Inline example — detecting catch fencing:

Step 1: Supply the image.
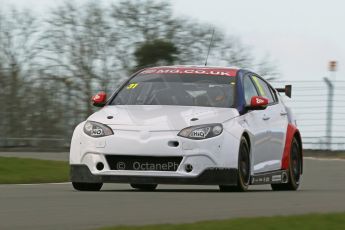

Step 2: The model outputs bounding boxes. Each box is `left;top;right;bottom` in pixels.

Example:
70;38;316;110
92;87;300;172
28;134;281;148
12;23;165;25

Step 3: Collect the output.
271;79;345;150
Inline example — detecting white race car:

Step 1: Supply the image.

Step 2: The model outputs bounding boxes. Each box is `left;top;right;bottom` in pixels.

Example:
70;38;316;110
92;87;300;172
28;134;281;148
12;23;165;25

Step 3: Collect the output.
70;66;303;192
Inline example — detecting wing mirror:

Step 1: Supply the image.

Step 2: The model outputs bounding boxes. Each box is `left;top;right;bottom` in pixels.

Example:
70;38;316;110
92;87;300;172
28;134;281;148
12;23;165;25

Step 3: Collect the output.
247;96;269;110
276;85;292;98
92;91;107;107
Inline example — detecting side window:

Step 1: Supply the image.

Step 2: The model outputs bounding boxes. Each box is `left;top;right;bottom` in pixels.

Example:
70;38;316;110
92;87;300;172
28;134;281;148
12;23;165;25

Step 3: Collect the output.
252;76;274;103
243;75;259;105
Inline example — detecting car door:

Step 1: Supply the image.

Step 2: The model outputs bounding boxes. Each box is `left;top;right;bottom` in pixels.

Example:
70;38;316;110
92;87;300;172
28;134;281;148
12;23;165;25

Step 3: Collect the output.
240;74;271;175
251;75;288;173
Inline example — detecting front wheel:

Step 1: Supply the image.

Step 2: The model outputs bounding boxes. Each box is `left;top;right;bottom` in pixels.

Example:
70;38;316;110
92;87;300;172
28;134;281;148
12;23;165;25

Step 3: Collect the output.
219;136;250;192
130;184;158;191
72;182;103;191
271;137;302;191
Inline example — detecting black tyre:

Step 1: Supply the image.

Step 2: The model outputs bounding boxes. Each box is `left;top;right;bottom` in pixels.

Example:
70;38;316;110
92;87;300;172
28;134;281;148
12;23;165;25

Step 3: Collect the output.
219;136;250;192
72;182;103;191
271;137;302;191
130;184;158;191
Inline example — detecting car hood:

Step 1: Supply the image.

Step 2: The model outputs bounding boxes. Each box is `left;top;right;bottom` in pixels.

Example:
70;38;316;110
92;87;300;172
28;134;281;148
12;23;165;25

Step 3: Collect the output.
87;105;239;131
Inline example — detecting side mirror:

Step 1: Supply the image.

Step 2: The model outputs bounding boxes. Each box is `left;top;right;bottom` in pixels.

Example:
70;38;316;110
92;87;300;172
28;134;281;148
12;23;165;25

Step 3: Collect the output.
276;85;292;98
92;91;107;107
247;96;269;110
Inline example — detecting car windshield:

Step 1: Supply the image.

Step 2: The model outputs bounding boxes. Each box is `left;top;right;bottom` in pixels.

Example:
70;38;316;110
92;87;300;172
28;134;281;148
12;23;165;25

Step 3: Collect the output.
110;73;236;108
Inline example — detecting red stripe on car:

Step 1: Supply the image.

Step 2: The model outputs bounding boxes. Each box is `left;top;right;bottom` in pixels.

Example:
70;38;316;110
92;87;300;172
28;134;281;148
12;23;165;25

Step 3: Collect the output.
281;123;298;169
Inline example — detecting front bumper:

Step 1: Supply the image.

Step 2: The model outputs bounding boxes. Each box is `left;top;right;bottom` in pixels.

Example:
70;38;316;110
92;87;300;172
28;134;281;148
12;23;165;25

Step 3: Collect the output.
70;164;238;185
70;121;241;185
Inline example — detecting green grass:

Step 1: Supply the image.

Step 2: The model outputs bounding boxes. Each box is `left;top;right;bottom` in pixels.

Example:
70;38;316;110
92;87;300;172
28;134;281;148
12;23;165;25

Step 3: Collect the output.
0;157;69;184
100;212;345;230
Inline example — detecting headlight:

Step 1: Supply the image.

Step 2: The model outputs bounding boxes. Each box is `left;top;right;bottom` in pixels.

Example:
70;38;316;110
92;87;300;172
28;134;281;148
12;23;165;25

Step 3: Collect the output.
83;121;113;138
178;124;223;140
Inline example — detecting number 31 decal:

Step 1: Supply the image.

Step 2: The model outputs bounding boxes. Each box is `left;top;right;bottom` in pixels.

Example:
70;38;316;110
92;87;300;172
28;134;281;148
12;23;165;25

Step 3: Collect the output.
127;83;139;89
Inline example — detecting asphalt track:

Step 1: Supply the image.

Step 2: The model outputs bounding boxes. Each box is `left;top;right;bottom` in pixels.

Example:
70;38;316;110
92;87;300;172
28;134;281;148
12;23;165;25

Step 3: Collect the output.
0;158;345;230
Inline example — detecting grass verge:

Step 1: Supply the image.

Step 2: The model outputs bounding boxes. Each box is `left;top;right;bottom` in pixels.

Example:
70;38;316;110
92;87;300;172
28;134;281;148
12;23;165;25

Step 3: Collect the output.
0;157;69;184
100;212;345;230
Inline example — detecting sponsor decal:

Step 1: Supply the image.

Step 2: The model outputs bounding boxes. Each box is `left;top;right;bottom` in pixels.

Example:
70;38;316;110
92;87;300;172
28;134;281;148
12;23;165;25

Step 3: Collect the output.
252;176;271;184
190;128;210;138
256;98;265;104
140;68;237;77
91;128;103;136
272;175;282;182
251;171;286;185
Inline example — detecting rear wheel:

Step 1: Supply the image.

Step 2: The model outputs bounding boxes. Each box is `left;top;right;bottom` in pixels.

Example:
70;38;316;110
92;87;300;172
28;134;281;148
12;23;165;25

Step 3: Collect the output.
271;137;302;191
219;136;250;192
130;184;158;191
72;182;103;191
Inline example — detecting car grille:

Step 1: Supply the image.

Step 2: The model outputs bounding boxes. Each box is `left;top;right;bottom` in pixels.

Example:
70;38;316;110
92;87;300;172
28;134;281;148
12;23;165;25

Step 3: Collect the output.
105;155;183;171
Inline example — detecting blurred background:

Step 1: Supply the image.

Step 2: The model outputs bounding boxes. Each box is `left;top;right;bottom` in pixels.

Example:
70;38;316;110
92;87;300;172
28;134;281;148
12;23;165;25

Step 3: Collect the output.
0;0;344;151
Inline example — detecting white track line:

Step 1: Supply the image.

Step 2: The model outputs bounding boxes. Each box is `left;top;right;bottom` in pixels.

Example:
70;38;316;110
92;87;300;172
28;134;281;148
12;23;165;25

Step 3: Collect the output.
1;182;71;186
304;157;345;162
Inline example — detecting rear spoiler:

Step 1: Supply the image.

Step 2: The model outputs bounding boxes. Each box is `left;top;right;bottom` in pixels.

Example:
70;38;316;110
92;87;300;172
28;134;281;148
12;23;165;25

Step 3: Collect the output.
276;85;292;98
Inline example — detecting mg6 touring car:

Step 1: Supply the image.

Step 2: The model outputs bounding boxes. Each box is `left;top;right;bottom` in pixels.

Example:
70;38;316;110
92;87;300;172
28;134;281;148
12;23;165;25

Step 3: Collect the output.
70;66;303;192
